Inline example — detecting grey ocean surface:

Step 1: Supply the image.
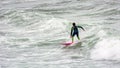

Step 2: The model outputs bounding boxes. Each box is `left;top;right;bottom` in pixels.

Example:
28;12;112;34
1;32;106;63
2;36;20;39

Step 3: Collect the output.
0;0;120;68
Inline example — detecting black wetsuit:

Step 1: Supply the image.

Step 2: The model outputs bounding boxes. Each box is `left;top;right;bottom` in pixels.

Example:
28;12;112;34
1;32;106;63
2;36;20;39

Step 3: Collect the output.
71;26;84;37
71;26;79;37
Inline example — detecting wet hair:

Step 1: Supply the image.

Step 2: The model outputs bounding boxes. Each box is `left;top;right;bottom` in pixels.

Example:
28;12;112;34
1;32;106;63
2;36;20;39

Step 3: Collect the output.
72;22;76;26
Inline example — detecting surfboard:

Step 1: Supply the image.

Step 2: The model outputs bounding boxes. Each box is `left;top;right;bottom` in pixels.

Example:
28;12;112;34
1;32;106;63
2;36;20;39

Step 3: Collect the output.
62;41;82;49
62;40;83;48
62;42;73;46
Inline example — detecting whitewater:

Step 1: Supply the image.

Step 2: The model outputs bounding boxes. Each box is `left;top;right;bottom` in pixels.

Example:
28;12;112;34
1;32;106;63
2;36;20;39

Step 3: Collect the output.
0;0;120;68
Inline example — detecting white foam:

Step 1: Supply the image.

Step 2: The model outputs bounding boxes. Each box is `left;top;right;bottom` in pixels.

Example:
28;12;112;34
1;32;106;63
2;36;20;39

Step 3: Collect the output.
90;38;120;60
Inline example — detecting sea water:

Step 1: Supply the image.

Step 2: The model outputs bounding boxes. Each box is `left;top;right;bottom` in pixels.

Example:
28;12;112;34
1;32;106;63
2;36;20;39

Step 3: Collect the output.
0;0;120;68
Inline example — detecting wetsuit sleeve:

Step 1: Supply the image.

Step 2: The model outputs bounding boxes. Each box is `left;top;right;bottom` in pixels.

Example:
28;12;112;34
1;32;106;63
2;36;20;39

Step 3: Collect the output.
77;26;85;31
70;27;74;36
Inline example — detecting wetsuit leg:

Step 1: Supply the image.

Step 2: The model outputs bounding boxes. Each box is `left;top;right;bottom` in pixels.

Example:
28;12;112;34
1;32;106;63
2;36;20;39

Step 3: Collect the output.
76;32;80;40
71;32;76;43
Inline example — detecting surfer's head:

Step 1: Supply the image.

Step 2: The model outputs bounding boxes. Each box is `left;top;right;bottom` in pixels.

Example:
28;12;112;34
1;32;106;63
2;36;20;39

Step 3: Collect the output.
72;22;76;26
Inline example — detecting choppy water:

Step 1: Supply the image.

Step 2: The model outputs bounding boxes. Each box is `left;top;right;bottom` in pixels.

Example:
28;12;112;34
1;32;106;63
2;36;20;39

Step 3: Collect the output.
0;0;120;68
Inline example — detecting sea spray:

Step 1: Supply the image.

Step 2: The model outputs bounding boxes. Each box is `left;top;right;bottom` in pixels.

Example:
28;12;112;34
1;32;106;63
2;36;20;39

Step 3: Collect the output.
91;37;120;60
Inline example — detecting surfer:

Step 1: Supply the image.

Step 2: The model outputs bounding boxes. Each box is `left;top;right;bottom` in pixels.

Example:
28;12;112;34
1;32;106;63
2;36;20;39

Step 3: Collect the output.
71;22;85;43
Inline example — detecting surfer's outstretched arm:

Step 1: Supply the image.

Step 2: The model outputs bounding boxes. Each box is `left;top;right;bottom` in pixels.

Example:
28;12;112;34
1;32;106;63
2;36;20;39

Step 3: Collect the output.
77;26;85;31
